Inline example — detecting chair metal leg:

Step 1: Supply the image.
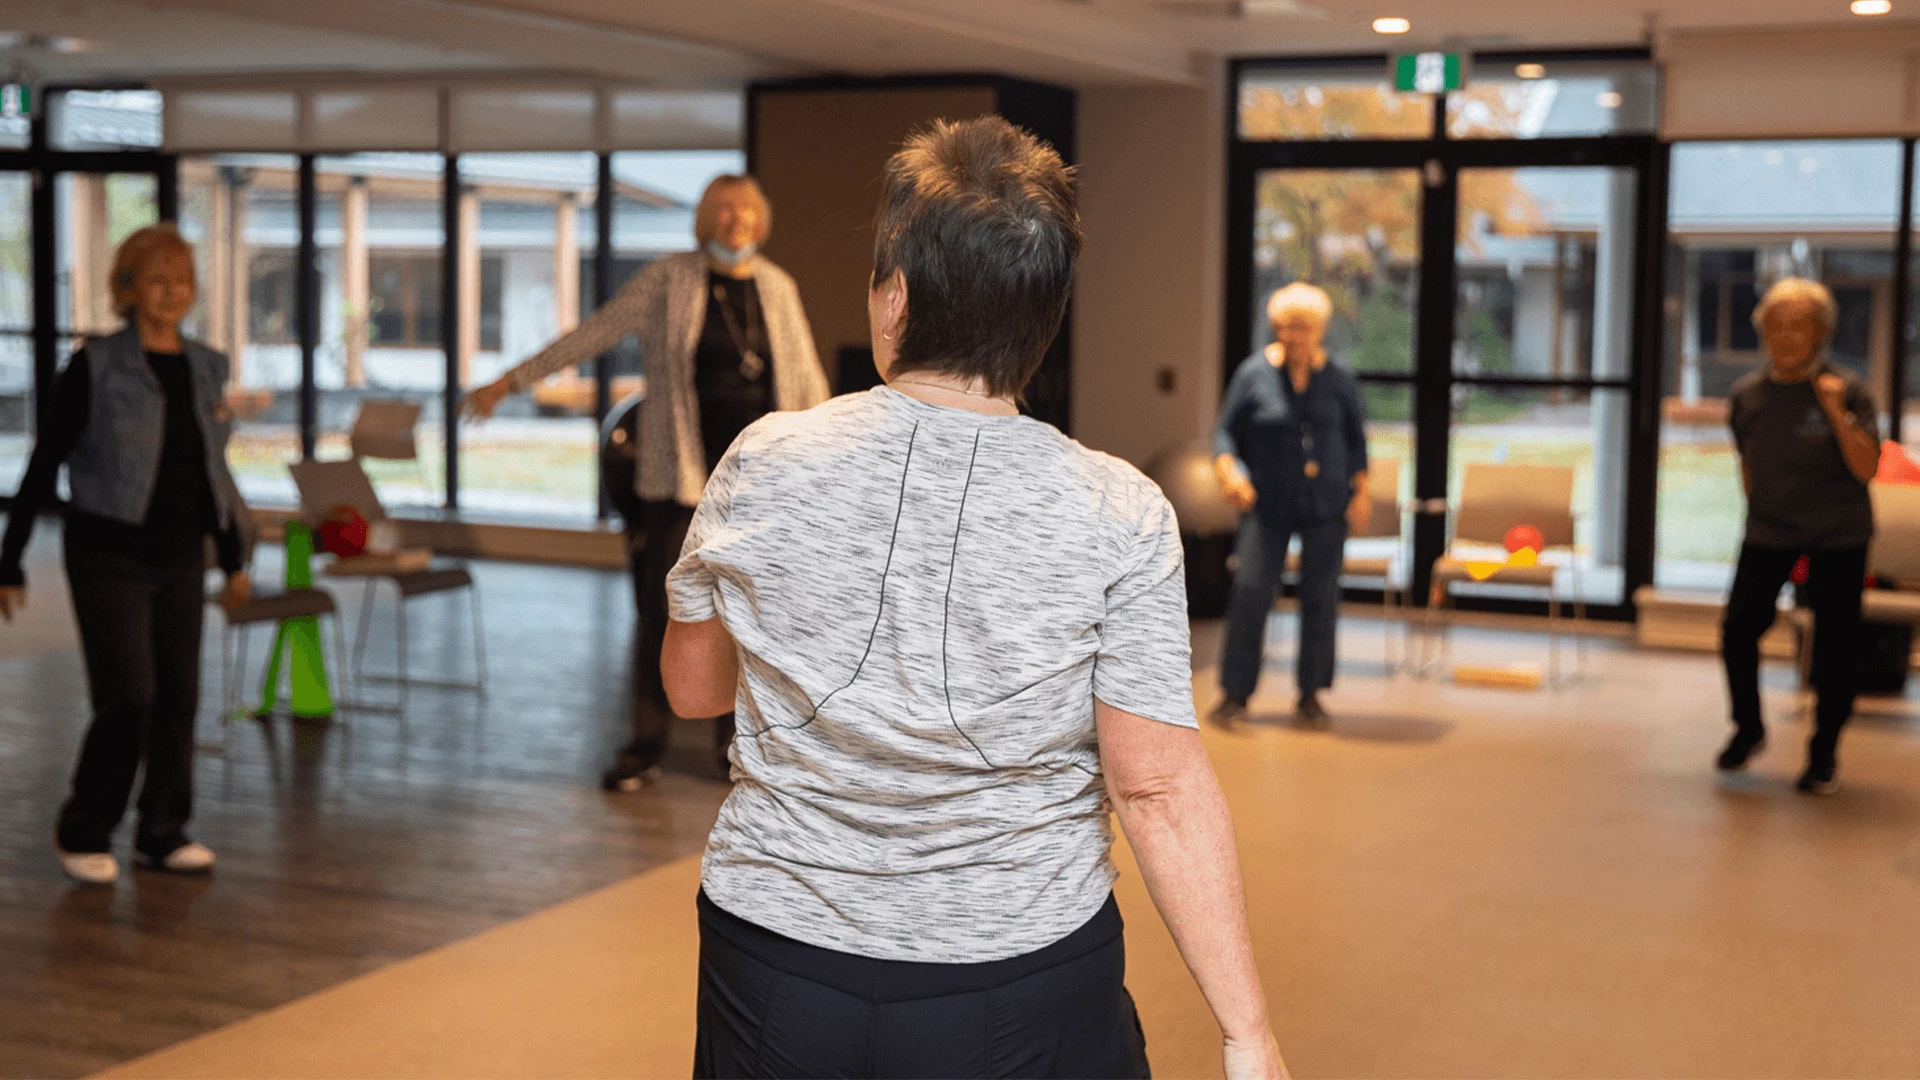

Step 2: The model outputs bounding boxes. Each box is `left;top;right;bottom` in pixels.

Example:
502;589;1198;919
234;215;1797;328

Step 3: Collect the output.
395;596;409;713
1548;592;1562;689
353;578;377;683
468;586;488;694
235;625;253;720
328;611;353;716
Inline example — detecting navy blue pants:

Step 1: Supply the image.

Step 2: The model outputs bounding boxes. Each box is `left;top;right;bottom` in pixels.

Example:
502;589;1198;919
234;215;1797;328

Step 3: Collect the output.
1220;515;1347;702
693;891;1150;1079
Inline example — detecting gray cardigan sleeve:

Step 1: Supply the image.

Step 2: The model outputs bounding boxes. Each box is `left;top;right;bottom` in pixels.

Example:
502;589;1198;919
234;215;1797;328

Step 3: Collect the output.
504;261;665;393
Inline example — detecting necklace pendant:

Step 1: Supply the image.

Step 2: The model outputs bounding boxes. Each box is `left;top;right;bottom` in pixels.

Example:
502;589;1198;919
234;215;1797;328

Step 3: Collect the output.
739;349;765;381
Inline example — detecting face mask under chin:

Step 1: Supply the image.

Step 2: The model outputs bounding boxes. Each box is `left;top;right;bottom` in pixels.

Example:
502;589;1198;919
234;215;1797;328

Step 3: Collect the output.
706;240;758;268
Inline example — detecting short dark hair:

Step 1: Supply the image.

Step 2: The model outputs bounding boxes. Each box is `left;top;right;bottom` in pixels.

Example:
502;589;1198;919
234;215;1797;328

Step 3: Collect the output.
872;115;1080;400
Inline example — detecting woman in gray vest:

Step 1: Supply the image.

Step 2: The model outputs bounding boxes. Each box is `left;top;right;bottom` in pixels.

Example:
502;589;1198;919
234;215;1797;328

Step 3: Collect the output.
462;175;829;791
0;224;250;886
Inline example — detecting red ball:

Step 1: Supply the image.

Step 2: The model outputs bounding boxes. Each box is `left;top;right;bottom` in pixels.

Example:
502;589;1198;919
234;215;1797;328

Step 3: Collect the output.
319;504;369;558
1504;524;1544;554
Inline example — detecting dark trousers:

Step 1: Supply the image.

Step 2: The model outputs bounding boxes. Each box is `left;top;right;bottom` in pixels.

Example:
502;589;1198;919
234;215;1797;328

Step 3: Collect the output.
57;545;207;856
626;500;733;767
1221;515;1347;702
694;891;1150;1080
1721;542;1868;766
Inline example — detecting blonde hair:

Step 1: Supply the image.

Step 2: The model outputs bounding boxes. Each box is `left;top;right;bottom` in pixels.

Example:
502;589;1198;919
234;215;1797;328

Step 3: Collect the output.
1752;277;1837;344
692;174;772;248
1266;281;1334;325
110;223;195;318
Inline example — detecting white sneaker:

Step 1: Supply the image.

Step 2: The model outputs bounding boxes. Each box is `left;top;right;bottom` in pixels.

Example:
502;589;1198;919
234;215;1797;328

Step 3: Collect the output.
135;841;216;874
57;848;120;886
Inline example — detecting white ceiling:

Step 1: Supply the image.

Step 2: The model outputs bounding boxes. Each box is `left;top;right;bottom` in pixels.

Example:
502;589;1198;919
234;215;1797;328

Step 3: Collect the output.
1;0;1914;89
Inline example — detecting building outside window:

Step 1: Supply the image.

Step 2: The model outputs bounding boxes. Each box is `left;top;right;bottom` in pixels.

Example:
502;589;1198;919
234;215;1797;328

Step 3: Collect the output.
1658;139;1904;593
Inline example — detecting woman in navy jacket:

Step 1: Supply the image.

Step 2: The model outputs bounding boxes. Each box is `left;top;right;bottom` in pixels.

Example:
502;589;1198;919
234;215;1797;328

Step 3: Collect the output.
1210;282;1371;727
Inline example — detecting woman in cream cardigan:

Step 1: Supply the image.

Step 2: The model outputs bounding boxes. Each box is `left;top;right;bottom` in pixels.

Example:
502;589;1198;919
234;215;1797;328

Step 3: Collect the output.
464;174;829;790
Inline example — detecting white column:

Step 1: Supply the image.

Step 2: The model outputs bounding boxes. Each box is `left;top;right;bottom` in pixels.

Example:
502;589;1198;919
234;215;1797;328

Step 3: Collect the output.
341;178;370;388
227;173;251;378
553;192;580;337
458;189;480;389
1679;248;1702;403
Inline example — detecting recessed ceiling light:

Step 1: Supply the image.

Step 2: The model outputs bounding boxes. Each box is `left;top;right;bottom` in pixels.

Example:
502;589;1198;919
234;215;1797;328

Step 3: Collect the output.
1596;91;1623;108
1853;0;1892;14
1515;63;1547;79
1372;16;1412;33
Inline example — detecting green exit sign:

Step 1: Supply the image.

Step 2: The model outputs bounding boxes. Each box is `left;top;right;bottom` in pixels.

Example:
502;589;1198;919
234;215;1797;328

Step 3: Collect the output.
1393;53;1464;93
0;84;30;120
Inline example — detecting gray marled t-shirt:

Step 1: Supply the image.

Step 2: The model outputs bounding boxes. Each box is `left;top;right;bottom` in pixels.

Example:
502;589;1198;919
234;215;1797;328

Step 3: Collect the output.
665;386;1197;963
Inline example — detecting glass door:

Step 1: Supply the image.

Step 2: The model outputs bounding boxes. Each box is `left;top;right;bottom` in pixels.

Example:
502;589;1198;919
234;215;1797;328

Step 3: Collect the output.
1233;151;1655;617
1251;166;1422;571
1447;165;1639;607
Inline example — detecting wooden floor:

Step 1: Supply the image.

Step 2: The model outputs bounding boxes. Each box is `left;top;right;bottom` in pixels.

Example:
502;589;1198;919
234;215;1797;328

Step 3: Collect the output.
0;531;733;1079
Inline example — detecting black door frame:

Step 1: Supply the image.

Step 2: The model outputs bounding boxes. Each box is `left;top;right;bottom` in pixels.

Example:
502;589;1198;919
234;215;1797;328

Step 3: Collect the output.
1225;57;1663;622
0;93;174;511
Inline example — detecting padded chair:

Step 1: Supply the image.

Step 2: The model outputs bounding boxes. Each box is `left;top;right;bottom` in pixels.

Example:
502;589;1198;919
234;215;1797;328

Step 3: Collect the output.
348;398;428;487
211;589;352;740
288;458;486;710
1792;482;1920;698
1420;462;1586;684
203;497;351;748
1282;457;1409;672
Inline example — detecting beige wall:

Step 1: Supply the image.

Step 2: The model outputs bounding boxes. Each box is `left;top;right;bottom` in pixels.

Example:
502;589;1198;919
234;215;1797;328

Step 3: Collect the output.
753;86;999;386
1661;24;1920;139
1071;79;1225;470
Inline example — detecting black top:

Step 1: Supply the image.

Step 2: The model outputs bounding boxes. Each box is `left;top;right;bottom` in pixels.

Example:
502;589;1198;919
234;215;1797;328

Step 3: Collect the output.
694;271;773;473
1214;353;1371;526
0;350;244;587
1728;359;1877;550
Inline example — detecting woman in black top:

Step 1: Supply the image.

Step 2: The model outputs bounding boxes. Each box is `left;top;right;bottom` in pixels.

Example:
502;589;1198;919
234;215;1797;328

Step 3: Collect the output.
462;176;828;791
0;224;250;885
1717;277;1879;795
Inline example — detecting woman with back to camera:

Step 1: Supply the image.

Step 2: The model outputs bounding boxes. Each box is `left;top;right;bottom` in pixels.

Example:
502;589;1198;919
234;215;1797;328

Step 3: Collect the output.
1210;283;1371;729
0;224;250;885
462;174;829;789
660;117;1285;1080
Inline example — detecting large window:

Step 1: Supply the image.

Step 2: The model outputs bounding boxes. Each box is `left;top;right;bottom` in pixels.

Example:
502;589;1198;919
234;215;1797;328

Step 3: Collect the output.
178;154;303;509
0;173;29;494
1230;55;1655;617
1658;140;1905;593
1238;65;1433;141
313;153;447;511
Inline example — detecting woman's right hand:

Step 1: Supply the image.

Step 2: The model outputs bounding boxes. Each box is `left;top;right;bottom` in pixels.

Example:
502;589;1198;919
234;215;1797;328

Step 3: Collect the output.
1223;1029;1288;1080
460;377;513;421
1221;471;1258;513
0;585;24;622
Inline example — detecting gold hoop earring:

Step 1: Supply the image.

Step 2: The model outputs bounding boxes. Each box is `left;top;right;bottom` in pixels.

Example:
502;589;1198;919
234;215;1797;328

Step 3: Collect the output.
882;330;896;341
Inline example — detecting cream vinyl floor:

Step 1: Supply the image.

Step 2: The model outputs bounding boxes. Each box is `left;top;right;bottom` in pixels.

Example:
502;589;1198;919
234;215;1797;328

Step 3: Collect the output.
97;623;1920;1079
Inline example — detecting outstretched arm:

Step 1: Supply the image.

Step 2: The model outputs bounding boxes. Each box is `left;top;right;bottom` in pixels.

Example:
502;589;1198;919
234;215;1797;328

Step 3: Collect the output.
1098;700;1286;1080
463;266;659;419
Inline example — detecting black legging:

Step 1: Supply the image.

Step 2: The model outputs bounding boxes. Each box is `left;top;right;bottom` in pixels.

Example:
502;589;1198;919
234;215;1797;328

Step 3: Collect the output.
626;499;734;768
1720;542;1866;766
57;545;206;856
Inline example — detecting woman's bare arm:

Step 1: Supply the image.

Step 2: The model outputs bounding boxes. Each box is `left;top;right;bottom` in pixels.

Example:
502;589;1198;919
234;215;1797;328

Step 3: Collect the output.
662;615;740;719
1097;699;1286;1080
